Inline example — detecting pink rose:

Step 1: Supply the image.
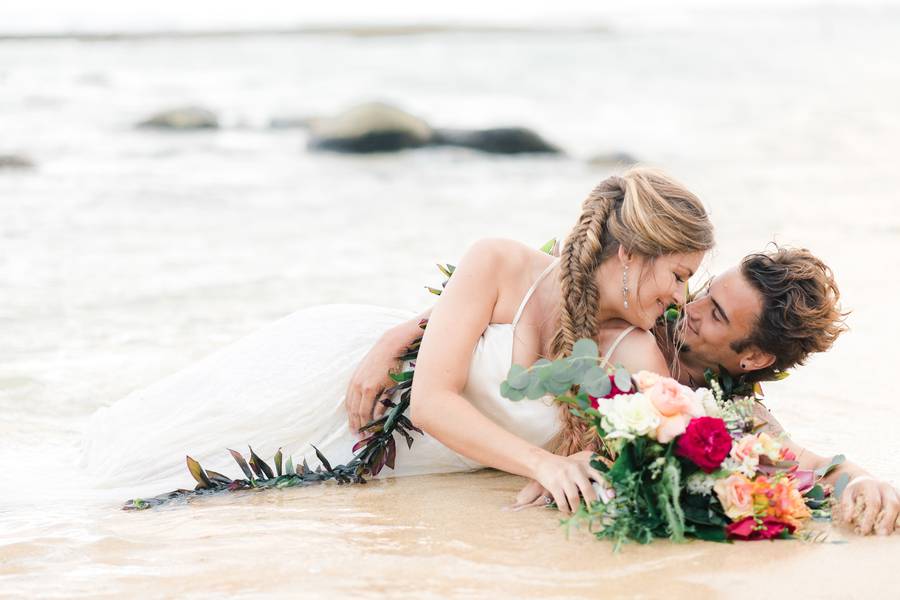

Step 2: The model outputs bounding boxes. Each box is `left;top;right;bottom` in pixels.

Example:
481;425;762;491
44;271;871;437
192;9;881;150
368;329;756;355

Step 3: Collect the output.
646;378;705;418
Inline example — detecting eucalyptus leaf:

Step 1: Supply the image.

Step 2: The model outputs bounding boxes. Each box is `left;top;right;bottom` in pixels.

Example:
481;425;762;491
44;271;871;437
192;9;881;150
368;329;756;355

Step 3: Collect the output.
833;473;851;500
550;359;578;385
572;338;599;359
525;377;547;400
814;454;845;479
507;364;530;390
534;359;554;382
613;367;633;393
581;366;612;398
544;377;572;396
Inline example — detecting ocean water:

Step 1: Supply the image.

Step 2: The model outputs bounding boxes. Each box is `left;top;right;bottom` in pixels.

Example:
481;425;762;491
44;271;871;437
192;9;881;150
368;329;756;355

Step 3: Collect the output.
2;4;900;597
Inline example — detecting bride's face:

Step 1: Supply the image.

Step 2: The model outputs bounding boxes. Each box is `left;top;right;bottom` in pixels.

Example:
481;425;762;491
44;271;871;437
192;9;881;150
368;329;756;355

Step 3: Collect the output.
626;251;705;330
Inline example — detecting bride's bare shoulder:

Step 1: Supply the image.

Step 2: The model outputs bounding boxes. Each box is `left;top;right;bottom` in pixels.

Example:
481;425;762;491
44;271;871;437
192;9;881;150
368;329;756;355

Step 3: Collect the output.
461;238;546;272
606;328;671;378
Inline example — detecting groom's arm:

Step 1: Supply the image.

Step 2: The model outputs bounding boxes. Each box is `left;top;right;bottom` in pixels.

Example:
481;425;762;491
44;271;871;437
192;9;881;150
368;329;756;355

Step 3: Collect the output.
344;307;434;433
755;403;900;535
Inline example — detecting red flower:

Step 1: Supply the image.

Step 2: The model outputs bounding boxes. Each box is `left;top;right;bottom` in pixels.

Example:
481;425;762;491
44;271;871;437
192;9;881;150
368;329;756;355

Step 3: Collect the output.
726;516;796;540
589;375;633;409
674;416;732;473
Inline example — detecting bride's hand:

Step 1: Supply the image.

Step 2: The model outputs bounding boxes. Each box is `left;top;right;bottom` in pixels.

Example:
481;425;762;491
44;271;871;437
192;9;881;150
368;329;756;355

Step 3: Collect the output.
510;479;550;511
344;330;404;435
530;450;604;515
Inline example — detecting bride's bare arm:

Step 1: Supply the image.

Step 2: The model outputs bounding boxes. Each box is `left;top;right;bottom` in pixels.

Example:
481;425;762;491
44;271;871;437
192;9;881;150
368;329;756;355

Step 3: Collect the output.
410;239;603;514
344;307;434;433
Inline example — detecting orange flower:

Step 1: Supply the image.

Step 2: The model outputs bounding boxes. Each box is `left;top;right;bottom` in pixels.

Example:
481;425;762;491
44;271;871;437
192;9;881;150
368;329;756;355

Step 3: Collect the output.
749;475;810;529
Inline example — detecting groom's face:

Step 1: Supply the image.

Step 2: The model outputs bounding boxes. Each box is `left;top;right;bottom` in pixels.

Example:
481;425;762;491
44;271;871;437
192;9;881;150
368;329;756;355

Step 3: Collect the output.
679;266;764;372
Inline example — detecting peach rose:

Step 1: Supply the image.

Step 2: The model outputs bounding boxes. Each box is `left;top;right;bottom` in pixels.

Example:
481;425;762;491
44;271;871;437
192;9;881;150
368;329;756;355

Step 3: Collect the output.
655;413;692;443
645;378;704;418
714;473;755;521
633;370;662;393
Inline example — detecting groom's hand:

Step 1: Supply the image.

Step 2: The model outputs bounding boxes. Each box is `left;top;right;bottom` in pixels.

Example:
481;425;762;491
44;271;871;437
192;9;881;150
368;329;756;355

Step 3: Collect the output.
345;333;403;435
838;476;900;536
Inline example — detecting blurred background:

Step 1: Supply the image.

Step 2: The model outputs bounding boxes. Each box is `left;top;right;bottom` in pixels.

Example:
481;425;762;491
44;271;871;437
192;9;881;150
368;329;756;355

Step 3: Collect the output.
2;0;900;486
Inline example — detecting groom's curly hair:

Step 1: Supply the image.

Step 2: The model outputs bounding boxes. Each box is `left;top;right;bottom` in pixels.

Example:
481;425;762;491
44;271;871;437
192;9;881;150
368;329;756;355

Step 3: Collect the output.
733;246;849;381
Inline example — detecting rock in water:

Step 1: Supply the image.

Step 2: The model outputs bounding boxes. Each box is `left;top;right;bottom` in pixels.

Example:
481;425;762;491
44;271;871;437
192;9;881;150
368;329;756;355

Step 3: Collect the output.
588;151;639;166
0;154;34;169
268;116;312;130
433;127;560;154
138;106;219;129
307;102;434;153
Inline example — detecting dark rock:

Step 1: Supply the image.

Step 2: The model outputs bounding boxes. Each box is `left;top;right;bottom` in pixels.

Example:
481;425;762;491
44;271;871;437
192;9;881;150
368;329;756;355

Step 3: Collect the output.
0;154;34;169
588;151;639;166
138;106;219;129
433;127;560;154
307;102;434;153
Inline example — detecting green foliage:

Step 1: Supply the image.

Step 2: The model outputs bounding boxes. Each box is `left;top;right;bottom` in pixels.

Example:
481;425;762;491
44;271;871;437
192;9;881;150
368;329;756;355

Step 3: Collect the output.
814;454;845;478
499;342;629;407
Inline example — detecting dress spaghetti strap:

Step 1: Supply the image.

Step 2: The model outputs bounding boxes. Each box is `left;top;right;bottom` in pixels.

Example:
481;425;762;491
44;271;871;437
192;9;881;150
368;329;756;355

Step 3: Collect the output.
511;258;560;329
600;325;638;367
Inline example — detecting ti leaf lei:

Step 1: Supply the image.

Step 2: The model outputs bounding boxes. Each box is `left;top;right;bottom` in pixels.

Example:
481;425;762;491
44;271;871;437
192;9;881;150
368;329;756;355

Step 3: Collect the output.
124;310;429;510
124;239;557;510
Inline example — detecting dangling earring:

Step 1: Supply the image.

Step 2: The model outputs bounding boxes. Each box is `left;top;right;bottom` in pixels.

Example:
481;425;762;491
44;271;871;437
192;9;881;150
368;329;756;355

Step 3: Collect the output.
622;265;629;310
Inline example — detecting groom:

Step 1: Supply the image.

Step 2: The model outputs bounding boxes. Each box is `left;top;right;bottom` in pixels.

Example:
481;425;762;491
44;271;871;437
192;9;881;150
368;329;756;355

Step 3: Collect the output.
652;247;897;535
346;245;899;535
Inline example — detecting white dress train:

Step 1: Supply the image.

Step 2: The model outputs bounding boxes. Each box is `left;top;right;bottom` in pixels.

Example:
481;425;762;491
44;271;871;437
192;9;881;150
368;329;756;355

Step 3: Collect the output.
81;260;563;494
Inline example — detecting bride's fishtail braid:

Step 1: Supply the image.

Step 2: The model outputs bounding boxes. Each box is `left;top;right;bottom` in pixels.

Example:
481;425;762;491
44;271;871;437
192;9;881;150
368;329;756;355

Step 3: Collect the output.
549;179;624;456
547;168;714;457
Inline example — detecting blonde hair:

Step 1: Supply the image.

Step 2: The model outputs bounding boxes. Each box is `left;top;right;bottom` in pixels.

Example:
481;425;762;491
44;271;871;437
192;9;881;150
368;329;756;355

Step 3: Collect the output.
548;167;714;456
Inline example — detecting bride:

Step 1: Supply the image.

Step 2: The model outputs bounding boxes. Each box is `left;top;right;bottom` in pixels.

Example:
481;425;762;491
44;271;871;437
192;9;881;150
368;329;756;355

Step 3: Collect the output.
81;167;714;514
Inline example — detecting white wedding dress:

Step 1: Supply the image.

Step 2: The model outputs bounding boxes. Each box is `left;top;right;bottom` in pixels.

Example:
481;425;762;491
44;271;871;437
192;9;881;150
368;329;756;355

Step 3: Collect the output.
81;260;563;493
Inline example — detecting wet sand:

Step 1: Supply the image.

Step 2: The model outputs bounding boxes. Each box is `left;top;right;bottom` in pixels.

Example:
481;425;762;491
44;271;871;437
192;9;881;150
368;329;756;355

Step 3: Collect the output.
2;471;898;599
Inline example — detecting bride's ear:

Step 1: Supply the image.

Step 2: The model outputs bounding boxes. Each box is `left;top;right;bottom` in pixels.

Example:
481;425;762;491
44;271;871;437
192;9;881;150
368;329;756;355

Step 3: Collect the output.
617;244;633;265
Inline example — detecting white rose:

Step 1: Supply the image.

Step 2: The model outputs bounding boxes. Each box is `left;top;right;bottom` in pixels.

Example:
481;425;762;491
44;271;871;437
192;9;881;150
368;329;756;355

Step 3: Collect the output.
694;387;720;417
598;392;661;439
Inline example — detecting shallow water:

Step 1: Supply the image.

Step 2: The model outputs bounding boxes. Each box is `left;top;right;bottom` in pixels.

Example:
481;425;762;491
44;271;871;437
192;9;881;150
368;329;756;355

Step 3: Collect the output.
2;3;900;597
2;471;897;599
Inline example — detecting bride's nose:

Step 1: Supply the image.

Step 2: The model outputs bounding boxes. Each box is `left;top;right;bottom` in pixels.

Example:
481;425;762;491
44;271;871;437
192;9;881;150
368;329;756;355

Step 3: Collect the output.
672;281;687;305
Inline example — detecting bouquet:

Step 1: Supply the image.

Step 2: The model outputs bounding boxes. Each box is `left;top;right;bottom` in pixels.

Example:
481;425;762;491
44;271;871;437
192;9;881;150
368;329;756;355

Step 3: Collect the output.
500;338;847;549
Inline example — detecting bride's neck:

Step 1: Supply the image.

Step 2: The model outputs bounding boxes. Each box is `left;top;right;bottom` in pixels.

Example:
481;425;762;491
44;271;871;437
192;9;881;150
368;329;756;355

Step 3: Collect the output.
535;257;631;357
594;257;630;323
